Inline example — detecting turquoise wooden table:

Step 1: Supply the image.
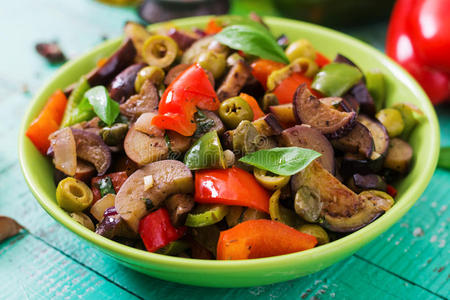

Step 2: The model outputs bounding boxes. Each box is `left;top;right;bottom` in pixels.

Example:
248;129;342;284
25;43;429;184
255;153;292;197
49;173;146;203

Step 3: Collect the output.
1;1;448;299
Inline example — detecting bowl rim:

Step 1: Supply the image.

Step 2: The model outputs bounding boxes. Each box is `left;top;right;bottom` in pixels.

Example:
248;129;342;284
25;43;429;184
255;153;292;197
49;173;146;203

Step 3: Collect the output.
19;15;440;272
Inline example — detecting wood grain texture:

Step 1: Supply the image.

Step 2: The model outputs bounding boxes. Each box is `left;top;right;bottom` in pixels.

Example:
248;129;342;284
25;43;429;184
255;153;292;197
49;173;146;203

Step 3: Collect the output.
0;0;449;299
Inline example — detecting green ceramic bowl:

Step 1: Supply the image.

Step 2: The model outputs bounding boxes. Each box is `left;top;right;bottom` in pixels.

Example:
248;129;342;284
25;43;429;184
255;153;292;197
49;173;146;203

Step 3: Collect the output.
19;16;439;287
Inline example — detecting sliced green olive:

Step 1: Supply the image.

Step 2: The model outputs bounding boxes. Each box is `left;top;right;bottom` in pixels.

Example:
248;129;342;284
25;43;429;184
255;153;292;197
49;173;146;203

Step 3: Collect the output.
219;97;254;129
285;39;316;62
100;123;128;146
269;189;303;227
134;66;165;93
225;206;244;227
69;212;95;231
376;108;405;138
157;240;190;256
197;51;227;79
254;168;290;190
267;57;318;91
294;186;322;223
296;224;329;245
56;177;93;212
142;35;178;68
226;52;244;67
185;204;229;227
223;149;235;168
261;93;279;113
392;103;422;139
232;120;259;156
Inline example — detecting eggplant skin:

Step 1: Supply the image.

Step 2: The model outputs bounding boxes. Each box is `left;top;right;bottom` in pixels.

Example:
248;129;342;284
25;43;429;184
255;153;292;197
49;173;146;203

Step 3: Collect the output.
109;63;146;103
217;61;252;102
293;84;356;139
280;125;335;174
332;122;374;159
88;38;137;88
340;152;384;179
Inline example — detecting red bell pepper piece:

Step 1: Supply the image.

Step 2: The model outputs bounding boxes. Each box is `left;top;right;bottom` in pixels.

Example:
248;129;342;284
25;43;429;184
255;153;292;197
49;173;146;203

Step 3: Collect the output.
239;93;264;120
195;166;270;213
315;52;331;68
386;184;398;198
26;90;68;154
205;18;222;35
152;64;219;136
139;208;186;252
91;171;128;202
217;219;317;260
273;73;321;104
251;59;286;90
386;0;450;105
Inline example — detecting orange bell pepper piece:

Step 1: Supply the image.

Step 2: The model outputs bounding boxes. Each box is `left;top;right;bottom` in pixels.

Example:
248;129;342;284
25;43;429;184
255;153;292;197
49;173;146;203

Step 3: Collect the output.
217;219;317;260
205;18;222;35
195;167;270;213
251;59;286;89
273;73;322;104
239;93;264;120
315;51;331;68
26;90;68;154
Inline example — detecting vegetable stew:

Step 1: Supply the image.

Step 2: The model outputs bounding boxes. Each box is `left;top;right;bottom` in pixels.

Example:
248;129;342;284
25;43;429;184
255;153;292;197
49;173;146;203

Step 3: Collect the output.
26;15;422;260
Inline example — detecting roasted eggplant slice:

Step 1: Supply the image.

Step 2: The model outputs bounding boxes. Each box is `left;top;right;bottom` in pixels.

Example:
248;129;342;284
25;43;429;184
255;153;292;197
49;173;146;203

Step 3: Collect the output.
165;194;195;226
87;38;137;88
115;160;194;232
201;110;225;135
109;63;146;103
357;114;389;157
293;84;356;138
323;190;393;232
332;122;374;159
341;152;384;178
71;129;112;176
291;161;361;219
253;113;284;136
345;82;376;116
164;63;190;86
124;126;168;166
384;138;413;174
347;174;387;193
269;103;296;128
217;60;252;102
280;125;335;174
120;80;159;120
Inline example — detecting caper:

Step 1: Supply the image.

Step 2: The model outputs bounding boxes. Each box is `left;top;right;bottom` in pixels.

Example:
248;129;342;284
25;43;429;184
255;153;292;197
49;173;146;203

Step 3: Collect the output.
226;52;244;67
100;123;128;146
70;212;95;231
285;39;316;62
254;168;290;191
232;120;259;156
197;51;227;79
219;97;254;129
223;149;235;168
296;224;329;245
56;177;93;212
142;35;178;68
134;66;165;93
376;108;405;138
261;93;279;113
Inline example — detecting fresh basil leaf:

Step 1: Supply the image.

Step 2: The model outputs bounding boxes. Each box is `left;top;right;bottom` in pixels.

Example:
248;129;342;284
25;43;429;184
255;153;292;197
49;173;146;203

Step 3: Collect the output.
438;147;450;170
239;147;321;176
214;25;289;64
82;86;120;126
218;15;271;35
68;97;96;125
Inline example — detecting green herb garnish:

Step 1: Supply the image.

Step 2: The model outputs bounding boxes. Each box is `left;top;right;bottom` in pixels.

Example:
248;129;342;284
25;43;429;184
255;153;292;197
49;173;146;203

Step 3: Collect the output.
239;147;321;176
78;86;120;126
98;177;115;197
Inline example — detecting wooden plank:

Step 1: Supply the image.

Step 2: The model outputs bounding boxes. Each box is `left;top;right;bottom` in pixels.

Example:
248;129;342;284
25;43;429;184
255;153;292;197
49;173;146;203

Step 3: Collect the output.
0;234;138;300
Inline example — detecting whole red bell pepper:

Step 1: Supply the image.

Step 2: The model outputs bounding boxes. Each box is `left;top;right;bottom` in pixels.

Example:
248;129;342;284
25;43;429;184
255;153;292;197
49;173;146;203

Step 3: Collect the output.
386;0;450;105
138;208;186;252
194;166;270;213
152;64;220;136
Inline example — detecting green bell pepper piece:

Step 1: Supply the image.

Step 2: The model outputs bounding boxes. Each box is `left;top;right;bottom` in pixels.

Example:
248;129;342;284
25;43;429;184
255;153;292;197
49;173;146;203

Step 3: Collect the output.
185;204;229;227
184;130;226;170
366;70;386;111
311;62;363;97
157;240;190;256
60;76;91;127
392;103;419;140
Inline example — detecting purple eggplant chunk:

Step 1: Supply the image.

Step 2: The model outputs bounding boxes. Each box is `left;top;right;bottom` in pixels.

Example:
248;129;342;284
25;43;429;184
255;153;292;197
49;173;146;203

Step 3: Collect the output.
348;174;387;193
109;63;146;103
167;28;199;50
332;122;374;159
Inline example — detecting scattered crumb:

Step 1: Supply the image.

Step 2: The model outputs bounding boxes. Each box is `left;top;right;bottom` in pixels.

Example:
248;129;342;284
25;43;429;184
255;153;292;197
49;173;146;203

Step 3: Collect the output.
431;202;437;208
22;84;29;94
400;223;409;228
438;240;446;248
437;267;445;273
301;293;308;299
330;292;335;298
314;280;322;285
413;227;424;237
101;34;109;41
316;289;326;295
430;235;437;243
427;258;432;263
35;42;66;64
